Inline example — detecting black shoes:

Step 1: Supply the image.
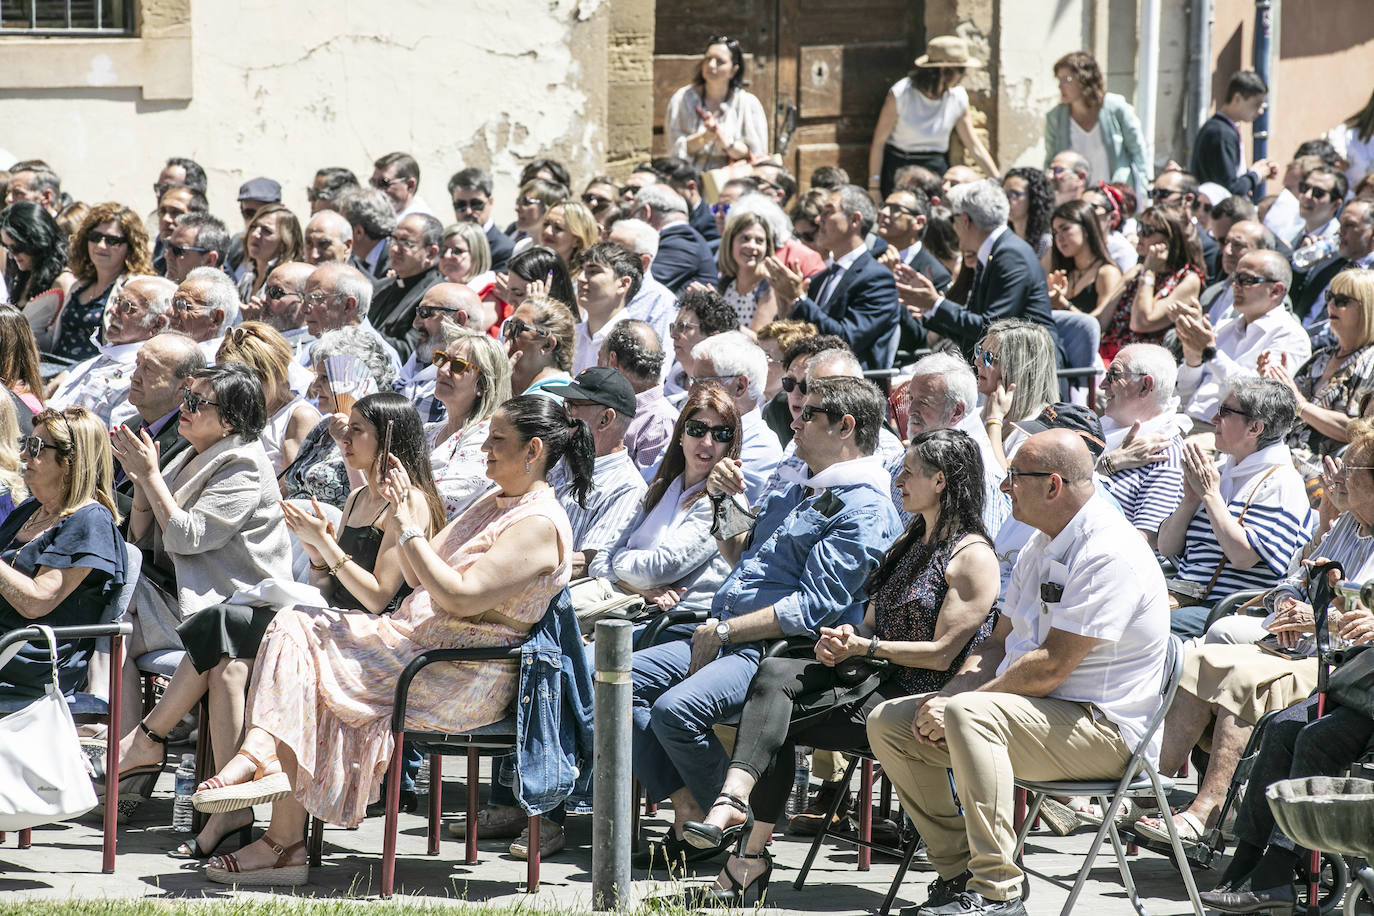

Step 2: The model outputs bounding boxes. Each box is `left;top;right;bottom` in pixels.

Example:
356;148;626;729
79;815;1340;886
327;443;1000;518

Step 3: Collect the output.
682;793;753;852
901;870;971;916
788;779;853;836
632;829;727;869
1199;884;1297;914
689;849;773;908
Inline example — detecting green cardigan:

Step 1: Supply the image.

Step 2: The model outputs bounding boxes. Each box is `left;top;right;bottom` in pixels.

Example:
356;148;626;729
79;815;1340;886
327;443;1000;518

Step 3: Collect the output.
1044;93;1149;193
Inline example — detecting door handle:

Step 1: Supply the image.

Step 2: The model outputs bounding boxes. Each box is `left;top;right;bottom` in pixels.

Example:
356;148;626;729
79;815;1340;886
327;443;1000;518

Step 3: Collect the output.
776;100;798;155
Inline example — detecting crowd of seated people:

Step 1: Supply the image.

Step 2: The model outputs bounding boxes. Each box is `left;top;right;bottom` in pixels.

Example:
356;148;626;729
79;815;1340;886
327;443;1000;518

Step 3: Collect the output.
4;48;1374;914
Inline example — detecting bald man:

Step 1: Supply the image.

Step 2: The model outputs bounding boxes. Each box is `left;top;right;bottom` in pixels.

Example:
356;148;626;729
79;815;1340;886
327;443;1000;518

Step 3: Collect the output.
400;282;484;422
868;429;1170;916
303;210;355;266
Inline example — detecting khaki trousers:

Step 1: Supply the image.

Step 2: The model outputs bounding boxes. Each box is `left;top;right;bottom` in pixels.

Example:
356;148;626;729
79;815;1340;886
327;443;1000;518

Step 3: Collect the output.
866;691;1131;900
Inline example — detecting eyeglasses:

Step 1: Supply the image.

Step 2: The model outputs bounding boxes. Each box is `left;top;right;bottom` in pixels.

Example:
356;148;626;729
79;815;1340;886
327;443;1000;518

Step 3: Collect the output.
1004;468;1059;483
152;182;180;198
17;435;58;459
690;374;737;387
110;295;147;315
87;230;129;247
879;203;918;216
240;207;259;221
972;345;1000;367
451;197;488;213
711;203;731;216
416;304;463;320
170;296;205;313
182;389;219;413
432;351;475;374
1215;403;1250;421
1298;181;1334;201
1138;226;1167;239
668;321;700;336
390;235;423;252
264;284;300;301
682;418;735;443
1148;187;1182;201
1102;367;1146;385
304;291;342;307
779;376;808;395
1232;272;1275;288
799;405;843;423
168;242;211;258
500;316;550;340
1329;293;1361;310
1047;165;1071;176
516;196;543;208
306;188;326;202
371;176;406;190
582;193;614;212
442;245;469;258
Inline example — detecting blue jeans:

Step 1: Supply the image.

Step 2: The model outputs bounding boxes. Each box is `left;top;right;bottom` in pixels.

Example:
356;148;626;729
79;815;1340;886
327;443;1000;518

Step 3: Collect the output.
1171;603;1213;639
631;637;762;810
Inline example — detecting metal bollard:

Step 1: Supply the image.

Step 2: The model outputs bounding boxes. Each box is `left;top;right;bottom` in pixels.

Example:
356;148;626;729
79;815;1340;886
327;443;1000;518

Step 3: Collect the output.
592;619;633;910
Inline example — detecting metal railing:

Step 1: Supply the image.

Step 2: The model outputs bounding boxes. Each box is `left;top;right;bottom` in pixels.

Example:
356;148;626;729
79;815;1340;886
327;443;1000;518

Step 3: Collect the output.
0;0;134;36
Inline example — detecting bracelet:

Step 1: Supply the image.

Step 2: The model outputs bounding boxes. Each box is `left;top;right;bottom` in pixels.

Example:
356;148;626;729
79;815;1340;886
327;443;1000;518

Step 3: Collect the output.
866;635;881;660
309;559;329;571
1100;454;1117;476
327;553;352;576
985;417;1003;427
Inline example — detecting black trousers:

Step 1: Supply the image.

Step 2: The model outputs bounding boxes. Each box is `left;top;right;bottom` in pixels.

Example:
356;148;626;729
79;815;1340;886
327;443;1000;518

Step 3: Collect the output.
880;145;949;199
729;655;905;824
1232;699;1374;853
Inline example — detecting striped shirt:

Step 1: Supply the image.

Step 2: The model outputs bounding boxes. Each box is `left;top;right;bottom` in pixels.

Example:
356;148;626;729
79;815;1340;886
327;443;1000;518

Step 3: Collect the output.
553;448;648;555
1172;443;1315;602
1265;511;1374;611
1100;414;1187;533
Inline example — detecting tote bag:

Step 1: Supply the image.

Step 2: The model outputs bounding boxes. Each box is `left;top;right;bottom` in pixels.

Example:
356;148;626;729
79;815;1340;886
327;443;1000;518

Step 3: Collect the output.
0;626;99;830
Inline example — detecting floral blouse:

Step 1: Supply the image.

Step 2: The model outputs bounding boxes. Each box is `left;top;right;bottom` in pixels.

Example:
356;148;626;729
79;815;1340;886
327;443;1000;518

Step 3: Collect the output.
1100;264;1204;363
1288;343;1374;462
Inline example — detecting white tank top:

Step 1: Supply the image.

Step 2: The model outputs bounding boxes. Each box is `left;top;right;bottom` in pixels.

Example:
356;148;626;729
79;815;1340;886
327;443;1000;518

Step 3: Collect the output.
261;395;308;475
887;80;968;153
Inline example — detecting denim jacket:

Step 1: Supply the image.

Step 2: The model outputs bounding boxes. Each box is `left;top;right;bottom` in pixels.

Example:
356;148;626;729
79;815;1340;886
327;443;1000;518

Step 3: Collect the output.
513;587;594;815
713;479;904;639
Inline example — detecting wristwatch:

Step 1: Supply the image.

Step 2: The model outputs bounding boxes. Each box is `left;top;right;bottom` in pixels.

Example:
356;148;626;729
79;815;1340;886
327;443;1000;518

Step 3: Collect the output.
1200;345;1218;363
715;620;732;645
398;525;426;547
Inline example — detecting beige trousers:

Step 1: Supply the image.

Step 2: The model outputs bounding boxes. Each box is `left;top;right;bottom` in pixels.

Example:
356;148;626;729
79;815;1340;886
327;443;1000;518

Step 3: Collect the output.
866;691;1131;900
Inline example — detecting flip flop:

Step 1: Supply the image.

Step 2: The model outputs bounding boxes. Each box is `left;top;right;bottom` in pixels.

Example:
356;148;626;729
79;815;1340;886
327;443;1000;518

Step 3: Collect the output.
191;749;291;814
1132;810;1206;847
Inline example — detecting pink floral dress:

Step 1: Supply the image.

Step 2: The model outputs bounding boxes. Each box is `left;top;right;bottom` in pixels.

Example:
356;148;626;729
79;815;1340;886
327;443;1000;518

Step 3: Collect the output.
246;485;571;827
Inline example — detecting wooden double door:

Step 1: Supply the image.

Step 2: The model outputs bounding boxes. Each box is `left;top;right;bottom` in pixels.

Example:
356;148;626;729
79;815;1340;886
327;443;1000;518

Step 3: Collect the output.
652;0;926;182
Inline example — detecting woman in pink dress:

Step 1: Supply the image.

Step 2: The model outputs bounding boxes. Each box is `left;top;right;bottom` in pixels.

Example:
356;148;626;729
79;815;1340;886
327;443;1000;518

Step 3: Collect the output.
191;395;594;886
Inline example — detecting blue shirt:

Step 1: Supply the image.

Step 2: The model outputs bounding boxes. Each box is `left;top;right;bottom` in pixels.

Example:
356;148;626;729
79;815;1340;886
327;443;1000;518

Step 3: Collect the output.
713;480;903;637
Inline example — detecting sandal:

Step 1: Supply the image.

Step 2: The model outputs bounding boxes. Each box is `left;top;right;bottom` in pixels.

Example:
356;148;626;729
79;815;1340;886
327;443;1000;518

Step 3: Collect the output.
682;793;754;852
92;720;167;789
1037;798;1084;836
205;835;308;886
191;749;291;814
1133;810;1206;847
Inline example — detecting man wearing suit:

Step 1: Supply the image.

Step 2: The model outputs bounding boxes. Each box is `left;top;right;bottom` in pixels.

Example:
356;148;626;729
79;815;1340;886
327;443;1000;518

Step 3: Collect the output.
368;214;444;363
651;156;720;244
876;188;951;357
1291;199;1374;341
114;333;205;529
448;167;515;271
339;186;397;283
898;179;1056;357
632;184;717;294
769;185;902;371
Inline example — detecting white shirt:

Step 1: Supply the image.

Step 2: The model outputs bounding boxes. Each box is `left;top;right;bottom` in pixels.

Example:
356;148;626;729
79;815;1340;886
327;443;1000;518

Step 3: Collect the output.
898;241;926;265
47;339;141;426
1069;119;1111;189
397;195;435;219
1262;188;1306;244
1001;494;1170;760
573;308;631;376
887;80;968;153
1177;304;1311;423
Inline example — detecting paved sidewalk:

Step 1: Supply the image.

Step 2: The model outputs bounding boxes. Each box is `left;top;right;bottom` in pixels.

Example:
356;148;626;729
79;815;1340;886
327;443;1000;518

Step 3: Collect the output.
0;768;1214;914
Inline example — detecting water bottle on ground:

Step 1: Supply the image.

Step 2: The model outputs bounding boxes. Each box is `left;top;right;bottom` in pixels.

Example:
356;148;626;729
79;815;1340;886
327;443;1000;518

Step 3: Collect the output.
787;747;812;817
172;753;196;832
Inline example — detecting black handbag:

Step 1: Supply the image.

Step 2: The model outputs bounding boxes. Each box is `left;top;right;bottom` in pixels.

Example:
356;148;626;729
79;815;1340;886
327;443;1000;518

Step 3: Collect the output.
1328;645;1374;718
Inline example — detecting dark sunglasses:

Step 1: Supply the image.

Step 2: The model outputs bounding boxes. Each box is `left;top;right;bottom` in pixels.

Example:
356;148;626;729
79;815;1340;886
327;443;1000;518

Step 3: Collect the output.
417;304;464;320
682;419;735;444
1329;293;1361;310
1148;187;1181;201
182;389;219;414
432;351;476;374
500;316;549;340
879;203;918;216
779;376;808;395
17;435;58;459
516;196;544;208
168;242;211;258
1215;403;1250;421
371;176;405;190
711;203;731;216
240;207;259;221
972;345;1000;367
581;193;614;212
1232;272;1276;287
264;284;299;301
1298;182;1333;201
799;405;843;423
451;197;488;213
87;230;129;247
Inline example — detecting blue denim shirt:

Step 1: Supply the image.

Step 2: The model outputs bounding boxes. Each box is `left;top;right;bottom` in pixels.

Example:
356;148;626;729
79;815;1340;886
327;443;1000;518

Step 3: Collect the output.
713;481;904;638
513;587;594;815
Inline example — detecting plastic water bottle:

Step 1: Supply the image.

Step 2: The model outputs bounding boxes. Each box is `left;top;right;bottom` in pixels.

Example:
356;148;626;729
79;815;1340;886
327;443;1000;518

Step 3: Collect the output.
787;747;812;817
172;753;196;832
1291;235;1337;271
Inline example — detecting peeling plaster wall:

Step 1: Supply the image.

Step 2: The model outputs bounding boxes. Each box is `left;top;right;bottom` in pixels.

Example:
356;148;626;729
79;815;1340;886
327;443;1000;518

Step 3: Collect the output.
0;0;626;224
995;0;1095;170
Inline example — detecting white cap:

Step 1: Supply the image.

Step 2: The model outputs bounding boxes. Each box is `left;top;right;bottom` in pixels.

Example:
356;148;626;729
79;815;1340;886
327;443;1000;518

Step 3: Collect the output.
1197;182;1231;207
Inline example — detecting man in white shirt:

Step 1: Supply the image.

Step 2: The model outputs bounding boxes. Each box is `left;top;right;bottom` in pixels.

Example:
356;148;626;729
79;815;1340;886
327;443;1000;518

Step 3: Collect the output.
600;320;678;477
572;242;641;376
168;267;240;361
1175;250;1310;430
302;210;354;266
49;275;175;425
1201;220;1278;324
298;263;403;372
690;331;783;506
868;429;1169;916
371;151;433;218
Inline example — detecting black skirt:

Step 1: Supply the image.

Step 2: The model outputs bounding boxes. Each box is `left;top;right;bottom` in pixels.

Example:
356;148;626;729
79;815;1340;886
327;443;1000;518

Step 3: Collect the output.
880;144;949;199
177;603;278;674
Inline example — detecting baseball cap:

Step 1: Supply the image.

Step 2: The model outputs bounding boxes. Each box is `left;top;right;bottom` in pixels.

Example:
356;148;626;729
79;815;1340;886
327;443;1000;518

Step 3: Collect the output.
238;177;282;202
1197;182;1231;208
1012;403;1106;457
546;367;638;418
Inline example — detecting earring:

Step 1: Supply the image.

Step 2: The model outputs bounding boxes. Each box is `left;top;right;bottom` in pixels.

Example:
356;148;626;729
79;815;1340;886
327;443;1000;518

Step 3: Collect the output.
525;459;531;473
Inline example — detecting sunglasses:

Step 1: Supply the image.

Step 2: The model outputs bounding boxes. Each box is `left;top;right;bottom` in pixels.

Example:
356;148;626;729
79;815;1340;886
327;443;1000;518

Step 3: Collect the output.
1102;367;1145;385
371;176;406;190
182;389;219;414
17;435;58;459
682;418;735;444
779;376;808;395
152;182;179;198
516;196;544;208
972;345;1000;367
240;207;259;221
1329;293;1361;310
500;316;550;340
1148;187;1182;201
264;284;299;301
168;242;211;258
1298;182;1333;201
711;203;731;216
451;198;488;213
582;193;614;212
799;405;843;423
432;351;476;374
1232;272;1275;288
1215;403;1250;421
87;230;129;247
668;321;700;336
417;304;464;320
880;203;918;216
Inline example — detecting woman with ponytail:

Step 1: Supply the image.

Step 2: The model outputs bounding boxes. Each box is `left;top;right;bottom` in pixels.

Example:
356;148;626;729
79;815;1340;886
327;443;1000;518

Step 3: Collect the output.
192;394;586;885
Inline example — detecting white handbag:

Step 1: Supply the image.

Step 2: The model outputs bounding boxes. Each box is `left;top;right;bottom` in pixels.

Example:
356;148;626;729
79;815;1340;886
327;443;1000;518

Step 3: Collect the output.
0;626;99;830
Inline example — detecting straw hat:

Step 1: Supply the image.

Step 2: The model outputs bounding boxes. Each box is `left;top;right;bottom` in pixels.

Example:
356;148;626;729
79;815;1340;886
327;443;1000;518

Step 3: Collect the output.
914;35;983;69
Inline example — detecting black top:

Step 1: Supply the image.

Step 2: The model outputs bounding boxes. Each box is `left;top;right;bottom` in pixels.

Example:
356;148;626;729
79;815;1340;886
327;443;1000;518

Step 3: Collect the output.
57;282;114;361
322;495;410;615
0;501;126;697
1067;281;1098;314
1189;113;1263;202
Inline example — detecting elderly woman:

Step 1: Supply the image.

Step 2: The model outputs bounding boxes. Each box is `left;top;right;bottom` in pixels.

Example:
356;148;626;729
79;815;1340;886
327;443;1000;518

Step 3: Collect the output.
539;201;599;274
680;430;999;903
103;364;294;822
1263;268;1374;476
1134;421;1374;852
974;318;1059;468
0;200;75;308
237;204;303;302
216;322;321;474
1157;378;1315;639
52;202;152;361
428;325;513;518
280;327;399;509
191;396;592;884
505;294;577;399
717;213;777;331
1098;204;1205;362
0;407;126;698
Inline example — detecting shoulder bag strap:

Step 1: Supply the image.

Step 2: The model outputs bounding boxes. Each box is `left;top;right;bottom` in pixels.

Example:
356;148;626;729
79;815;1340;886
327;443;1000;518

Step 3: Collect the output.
1202;465;1279;599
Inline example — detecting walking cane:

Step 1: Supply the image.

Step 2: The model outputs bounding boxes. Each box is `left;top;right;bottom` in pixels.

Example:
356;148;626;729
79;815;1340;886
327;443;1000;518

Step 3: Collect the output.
1303;559;1343;916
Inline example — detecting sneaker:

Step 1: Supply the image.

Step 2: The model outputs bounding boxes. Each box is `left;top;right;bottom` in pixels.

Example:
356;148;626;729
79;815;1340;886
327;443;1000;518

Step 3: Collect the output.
917;891;1027;916
788;779;853;836
509;818;565;860
901;871;970;915
447;804;527;839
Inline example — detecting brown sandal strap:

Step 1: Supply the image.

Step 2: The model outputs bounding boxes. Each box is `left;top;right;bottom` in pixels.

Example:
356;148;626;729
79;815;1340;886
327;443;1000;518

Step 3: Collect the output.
236;748;279;779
